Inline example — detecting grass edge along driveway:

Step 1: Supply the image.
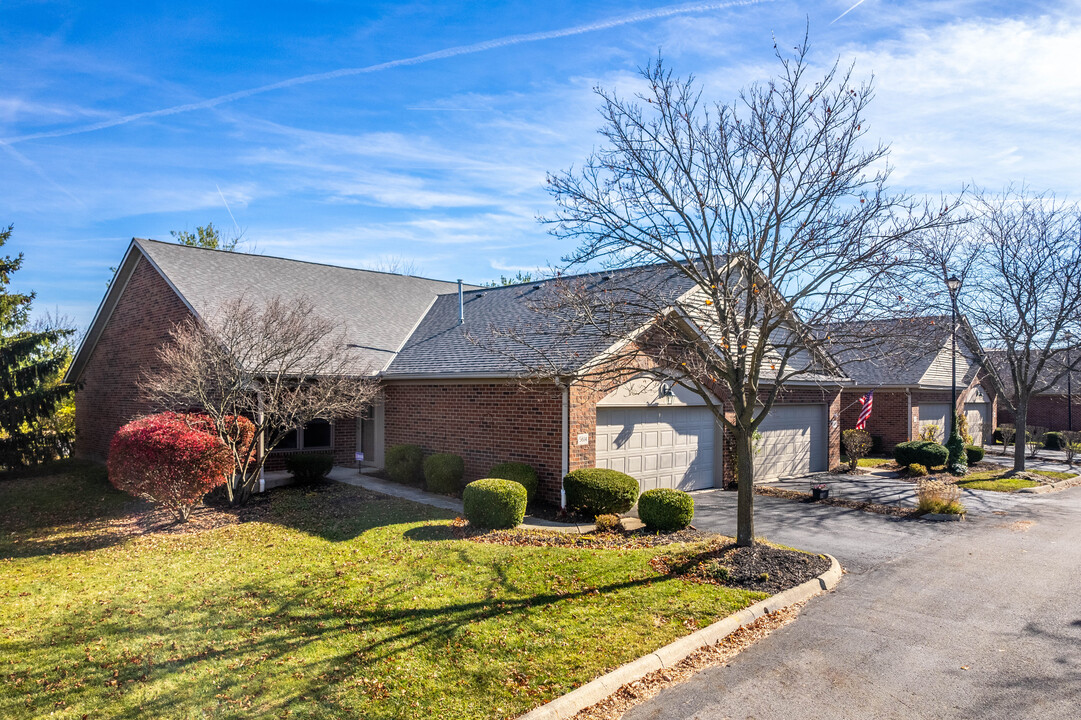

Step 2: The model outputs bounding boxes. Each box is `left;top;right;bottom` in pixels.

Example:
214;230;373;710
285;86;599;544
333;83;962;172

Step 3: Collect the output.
1;464;766;720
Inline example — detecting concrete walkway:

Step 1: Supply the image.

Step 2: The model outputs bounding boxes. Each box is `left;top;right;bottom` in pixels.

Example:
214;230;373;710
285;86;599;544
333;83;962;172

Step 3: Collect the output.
626;484;1081;720
327;467;599;533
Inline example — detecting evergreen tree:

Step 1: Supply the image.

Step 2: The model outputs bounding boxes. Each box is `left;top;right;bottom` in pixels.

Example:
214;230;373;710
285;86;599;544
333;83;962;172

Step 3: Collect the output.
0;225;76;469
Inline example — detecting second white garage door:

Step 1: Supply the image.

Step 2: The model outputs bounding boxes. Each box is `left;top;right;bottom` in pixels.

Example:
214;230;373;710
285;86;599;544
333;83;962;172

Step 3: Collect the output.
754;404;827;482
595;407;716;491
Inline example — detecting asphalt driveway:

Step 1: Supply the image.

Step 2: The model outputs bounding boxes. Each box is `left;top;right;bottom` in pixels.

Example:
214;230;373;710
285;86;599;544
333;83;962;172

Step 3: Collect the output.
688;473;1044;574
626;486;1081;720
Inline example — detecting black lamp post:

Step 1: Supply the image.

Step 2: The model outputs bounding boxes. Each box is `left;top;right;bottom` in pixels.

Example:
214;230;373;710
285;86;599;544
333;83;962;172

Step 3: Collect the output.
1067;330;1074;432
946;275;962;439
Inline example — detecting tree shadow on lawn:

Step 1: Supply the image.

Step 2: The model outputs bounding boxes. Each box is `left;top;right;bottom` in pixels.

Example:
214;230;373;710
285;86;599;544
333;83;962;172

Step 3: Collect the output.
6;566;681;719
0;473;456;560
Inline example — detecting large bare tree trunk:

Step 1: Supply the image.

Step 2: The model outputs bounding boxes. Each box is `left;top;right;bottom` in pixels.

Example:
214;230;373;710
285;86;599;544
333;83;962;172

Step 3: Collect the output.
1014;396;1028;472
735;428;755;547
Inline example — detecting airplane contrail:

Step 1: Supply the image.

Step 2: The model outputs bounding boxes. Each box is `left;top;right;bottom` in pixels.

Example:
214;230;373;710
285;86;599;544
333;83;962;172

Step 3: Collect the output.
831;0;867;24
3;0;771;145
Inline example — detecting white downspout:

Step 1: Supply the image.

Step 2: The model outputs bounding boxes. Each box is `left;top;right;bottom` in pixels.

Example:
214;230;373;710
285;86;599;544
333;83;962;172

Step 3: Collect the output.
906;388;913;441
561;383;569;509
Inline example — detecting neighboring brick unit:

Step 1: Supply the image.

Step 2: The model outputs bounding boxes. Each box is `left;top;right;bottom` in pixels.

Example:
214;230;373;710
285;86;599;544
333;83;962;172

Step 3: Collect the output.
840;374;999;452
383;382;564;504
73;257;195;460
999;396;1081;432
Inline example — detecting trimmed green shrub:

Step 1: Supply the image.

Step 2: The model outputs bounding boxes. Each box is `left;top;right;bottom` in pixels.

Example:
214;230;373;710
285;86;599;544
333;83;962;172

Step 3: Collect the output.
908;463;928;477
385;444;424;485
1043;431;1064;450
593;513;620;532
284;453;333;485
463;478;527;529
946;415;972;475
424;453;465;495
965;445;985;465
487;461;538;503
842;429;873;471
638;488;695;532
894;440;949;468
563;468;639;516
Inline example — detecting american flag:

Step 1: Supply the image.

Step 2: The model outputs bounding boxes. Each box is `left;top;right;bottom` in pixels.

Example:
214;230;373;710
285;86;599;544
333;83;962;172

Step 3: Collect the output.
856;390;874;429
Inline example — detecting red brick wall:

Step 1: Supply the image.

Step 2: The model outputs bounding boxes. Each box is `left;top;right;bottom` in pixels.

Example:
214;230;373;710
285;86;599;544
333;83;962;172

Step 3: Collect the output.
1000;395;1081;432
73;256;195;460
839;389;911;451
383;382;564;504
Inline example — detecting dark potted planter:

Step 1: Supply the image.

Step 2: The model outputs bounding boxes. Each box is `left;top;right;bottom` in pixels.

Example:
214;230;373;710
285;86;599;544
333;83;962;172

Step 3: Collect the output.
811;485;830;500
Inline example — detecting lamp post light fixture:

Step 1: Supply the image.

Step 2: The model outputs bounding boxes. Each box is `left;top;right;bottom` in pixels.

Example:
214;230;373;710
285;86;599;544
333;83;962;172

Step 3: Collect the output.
946;275;962;440
1067;331;1074;432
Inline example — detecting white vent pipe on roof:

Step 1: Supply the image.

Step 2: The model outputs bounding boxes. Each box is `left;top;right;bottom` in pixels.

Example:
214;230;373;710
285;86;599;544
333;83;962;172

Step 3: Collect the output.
458;279;464;325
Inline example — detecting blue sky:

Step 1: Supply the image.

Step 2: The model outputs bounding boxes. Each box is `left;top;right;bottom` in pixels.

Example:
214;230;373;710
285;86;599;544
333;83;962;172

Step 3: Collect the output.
3;0;1079;330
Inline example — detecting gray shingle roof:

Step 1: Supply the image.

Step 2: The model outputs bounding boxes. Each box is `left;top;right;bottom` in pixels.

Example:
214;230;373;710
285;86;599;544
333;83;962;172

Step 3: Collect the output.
821;316;962;386
136;239;471;374
386;265;698;376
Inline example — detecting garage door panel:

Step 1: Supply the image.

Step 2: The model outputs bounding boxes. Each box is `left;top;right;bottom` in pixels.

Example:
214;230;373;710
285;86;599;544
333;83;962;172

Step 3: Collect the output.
596;407;716;491
965;403;988;445
918;403;951;443
754;404;826;482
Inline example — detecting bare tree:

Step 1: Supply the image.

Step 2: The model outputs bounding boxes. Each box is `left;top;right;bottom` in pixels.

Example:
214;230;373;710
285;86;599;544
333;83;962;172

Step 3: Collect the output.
476;45;953;547
915;187;1081;471
142;296;381;503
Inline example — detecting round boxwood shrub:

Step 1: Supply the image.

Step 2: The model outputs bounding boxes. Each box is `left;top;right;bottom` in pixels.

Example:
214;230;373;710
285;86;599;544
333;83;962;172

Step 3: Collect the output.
638;488;695;532
284;452;333;485
463;478;527;529
1043;431;1064;450
894;440;949;469
385;444;424;485
908;463;929;477
424;453;465;495
563;468;639;517
965;445;985;465
487;461;538;503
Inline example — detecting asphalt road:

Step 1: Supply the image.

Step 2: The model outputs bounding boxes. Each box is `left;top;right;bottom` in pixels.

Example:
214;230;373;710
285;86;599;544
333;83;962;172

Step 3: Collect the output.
626;487;1081;720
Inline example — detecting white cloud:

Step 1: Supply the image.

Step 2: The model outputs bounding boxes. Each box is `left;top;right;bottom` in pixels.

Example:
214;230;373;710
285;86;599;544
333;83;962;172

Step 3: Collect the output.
840;11;1081;193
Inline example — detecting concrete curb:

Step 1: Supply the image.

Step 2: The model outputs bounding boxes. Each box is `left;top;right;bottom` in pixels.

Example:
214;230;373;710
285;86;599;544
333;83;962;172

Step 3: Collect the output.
516;554;843;720
1016;476;1081;494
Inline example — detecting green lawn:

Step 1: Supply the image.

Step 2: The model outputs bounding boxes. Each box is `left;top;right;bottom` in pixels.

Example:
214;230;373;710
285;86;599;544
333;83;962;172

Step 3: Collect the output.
955;469;1074;492
0;462;763;720
839;456;893;468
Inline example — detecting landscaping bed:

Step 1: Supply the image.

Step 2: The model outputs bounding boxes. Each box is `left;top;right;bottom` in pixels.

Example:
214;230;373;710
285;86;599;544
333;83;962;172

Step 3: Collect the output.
1;463;775;720
651;539;832;594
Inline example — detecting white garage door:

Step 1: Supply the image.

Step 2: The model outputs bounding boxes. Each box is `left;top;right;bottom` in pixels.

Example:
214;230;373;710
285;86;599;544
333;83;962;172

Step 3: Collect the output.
917;403;951;443
595;407;716;491
754;405;826;482
965;403;989;445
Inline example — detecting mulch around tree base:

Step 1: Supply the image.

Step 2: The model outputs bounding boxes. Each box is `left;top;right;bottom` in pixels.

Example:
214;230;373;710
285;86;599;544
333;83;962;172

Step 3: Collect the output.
754;485;920;518
651;541;831;594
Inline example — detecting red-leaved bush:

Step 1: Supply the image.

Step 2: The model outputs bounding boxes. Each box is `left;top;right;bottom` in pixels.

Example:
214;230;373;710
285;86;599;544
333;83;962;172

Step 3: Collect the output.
108;412;237;522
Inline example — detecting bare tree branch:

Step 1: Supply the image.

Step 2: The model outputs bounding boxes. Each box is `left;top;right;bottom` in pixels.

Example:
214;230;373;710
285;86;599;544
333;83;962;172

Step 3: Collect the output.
472;43;958;547
141;296;381;503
